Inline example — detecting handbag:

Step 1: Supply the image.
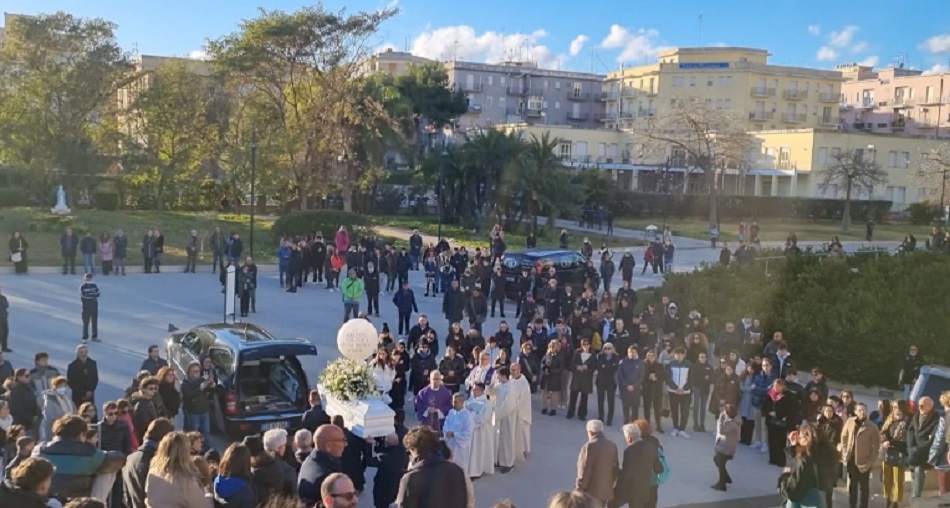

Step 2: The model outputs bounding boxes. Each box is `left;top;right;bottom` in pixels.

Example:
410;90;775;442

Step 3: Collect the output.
884;447;907;467
10;252;22;263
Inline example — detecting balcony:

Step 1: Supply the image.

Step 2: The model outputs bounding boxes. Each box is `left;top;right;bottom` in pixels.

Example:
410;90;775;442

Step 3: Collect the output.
891;120;905;132
621;88;638;98
459;82;483;93
748;111;774;121
892;97;915;108
782;113;806;123
599;112;619;122
856;99;875;109
637;109;655;117
820;116;838;126
600;91;618;101
642;89;658;97
783;90;808;100
525;109;543;117
506;85;525;95
919;95;950;106
852;122;871;130
466;104;482;114
567;112;589;121
750;87;776;97
567;91;590;101
819;92;838;103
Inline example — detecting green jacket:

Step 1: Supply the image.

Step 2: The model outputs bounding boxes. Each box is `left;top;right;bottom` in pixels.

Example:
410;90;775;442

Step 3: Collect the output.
341;277;364;302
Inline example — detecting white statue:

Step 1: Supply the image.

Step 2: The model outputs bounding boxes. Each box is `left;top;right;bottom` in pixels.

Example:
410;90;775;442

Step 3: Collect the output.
51;185;71;215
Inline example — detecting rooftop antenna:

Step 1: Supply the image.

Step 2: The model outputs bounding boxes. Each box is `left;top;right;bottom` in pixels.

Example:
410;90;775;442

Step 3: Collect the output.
454;39;458;62
698;14;704;47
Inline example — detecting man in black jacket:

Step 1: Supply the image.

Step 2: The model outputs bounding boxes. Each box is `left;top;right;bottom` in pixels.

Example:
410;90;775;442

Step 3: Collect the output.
61;227;79;275
121;418;174;508
364;261;381;317
395;426;468;508
67;344;98;408
489;265;507;318
908;396;940;499
302;389;330;432
298;423;345;506
311;235;327;283
0;285;9;353
442;280;466;325
371;433;409;508
79;274;100;343
180;361;212;447
100;401;131;508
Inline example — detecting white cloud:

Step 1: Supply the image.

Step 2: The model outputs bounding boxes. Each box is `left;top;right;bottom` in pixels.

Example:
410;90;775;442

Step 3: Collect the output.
410;26;563;69
600;25;665;64
807;25;821;35
569;34;589;57
923;63;949;75
921;34;950;53
816;46;838;62
850;41;868;53
188;49;209;60
828;25;859;48
857;55;879;67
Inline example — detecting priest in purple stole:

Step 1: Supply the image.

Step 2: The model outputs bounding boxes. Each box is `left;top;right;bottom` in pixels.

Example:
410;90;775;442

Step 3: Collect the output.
415;370;453;434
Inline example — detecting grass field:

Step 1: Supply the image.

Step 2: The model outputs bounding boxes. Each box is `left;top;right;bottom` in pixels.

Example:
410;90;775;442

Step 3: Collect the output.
0;208;277;268
371;215;644;250
614;216;932;243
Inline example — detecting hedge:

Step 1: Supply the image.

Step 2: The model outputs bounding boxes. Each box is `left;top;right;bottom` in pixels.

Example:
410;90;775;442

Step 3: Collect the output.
272;210;374;242
611;192;892;221
660;252;950;387
93;192;120;211
0;188;36;208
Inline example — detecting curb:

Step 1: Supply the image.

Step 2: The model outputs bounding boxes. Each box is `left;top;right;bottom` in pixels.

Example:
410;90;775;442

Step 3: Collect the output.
0;264;281;275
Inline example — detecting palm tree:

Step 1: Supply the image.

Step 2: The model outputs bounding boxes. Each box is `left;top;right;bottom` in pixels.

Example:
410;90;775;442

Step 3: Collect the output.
463;129;524;234
514;132;569;233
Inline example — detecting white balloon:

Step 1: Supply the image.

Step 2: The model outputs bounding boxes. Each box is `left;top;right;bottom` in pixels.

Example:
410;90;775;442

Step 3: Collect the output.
337;319;378;361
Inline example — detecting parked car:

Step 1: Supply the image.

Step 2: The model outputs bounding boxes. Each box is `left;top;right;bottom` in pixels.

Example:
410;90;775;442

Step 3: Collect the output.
165;322;318;438
910;365;950;416
500;248;597;300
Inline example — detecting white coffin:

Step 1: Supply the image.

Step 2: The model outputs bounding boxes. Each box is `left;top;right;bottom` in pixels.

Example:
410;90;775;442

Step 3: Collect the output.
318;385;395;439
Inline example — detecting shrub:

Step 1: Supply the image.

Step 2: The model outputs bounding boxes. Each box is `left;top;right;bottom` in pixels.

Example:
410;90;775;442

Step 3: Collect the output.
93;192;120;211
0;188;36;208
907;202;940;225
660;251;950;387
272;210;374;242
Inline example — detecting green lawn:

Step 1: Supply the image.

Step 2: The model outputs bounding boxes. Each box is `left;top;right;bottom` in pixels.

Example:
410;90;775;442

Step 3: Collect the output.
614;216;932;243
0;208;277;267
371;215;644;250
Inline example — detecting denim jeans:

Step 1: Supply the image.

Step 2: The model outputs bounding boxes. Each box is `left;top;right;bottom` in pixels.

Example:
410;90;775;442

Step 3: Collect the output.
83;254;96;274
343;302;359;322
114;257;126;274
692;386;710;429
184;412;211;445
912;465;927;498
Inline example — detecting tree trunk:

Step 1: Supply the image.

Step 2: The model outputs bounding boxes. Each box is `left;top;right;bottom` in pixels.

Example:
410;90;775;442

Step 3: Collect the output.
155;167;169;211
841;184;852;233
705;169;718;226
298;187;308;210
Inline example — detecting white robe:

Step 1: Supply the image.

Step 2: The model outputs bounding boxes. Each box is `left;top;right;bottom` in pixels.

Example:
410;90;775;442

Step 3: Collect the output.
466;364;496;390
511;374;532;459
444;407;474;476
465;395;495;477
493;381;519;468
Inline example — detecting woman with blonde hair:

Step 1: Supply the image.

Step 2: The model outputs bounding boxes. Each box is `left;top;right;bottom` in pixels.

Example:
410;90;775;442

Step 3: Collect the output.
146;431;212;507
882;400;911;508
40;376;75;441
540;340;564;416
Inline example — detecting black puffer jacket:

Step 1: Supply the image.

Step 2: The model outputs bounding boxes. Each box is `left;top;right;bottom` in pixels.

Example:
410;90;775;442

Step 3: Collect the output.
99;418;132;454
0;480;47;508
251;452;295;503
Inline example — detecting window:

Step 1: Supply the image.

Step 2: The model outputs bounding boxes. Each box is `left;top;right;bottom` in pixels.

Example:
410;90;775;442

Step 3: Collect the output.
543;80;549;90
499;97;506;107
918;188;928;200
888;150;897;168
724;99;732;110
486;96;493;107
672;76;685;87
554;101;560;109
899;151;910;169
715;98;723;110
817;147;828;164
555;81;561;89
500;76;506;85
208;348;235;377
831;147;841;159
689;76;696;87
558;142;572;159
707;76;714;86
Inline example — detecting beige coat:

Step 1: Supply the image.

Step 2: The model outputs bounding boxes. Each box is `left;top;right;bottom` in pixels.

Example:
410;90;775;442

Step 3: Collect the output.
576;432;619;503
145;473;213;508
840;417;881;473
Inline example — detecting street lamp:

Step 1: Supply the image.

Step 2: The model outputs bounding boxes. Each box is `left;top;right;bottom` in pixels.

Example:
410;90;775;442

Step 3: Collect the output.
249;131;258;258
438;137;448;242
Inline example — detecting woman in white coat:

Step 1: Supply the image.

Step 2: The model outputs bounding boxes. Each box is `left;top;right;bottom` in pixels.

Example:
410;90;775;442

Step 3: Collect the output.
370;348;396;404
41;376;76;441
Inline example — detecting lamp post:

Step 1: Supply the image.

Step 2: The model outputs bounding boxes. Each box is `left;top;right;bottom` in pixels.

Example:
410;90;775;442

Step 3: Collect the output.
249;131;258;258
438;137;448;242
660;155;672;231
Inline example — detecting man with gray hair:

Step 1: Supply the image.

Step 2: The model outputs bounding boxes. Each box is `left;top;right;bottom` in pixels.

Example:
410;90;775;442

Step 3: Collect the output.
615;420;660;508
576;419;619;507
292;428;313;469
257;428;297;499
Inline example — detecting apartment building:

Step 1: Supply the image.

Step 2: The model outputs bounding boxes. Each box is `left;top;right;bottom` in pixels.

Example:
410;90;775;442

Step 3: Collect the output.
838;63;950;139
601;47;843;132
445;60;605;132
363;48;434;76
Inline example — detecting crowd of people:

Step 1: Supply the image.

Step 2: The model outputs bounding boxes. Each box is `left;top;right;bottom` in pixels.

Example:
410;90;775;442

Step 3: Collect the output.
3;221;950;508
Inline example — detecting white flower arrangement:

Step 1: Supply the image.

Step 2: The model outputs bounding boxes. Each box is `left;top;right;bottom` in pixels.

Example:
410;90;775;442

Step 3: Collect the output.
319;358;381;402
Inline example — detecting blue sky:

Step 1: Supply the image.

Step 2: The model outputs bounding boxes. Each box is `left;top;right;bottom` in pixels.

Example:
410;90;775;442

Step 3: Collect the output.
6;0;950;74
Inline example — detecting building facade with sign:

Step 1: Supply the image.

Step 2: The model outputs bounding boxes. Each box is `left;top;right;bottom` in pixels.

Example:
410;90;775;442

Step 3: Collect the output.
601;47;843;132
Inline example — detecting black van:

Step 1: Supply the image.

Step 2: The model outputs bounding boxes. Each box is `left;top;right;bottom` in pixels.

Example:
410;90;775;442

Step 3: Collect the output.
500;248;596;300
165;323;318;438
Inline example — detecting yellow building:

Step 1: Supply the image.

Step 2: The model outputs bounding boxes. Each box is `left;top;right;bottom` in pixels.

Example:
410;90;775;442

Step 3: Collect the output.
363;48;434;76
500;123;942;210
601;47;843;132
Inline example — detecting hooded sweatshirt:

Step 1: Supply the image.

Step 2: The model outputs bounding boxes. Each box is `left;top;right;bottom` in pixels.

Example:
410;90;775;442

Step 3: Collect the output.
213;475;256;508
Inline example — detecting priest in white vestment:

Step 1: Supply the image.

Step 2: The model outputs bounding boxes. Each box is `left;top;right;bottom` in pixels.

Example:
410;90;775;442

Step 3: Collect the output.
465;382;495;478
510;362;532;460
466;351;497;391
493;366;518;473
444;393;474;476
